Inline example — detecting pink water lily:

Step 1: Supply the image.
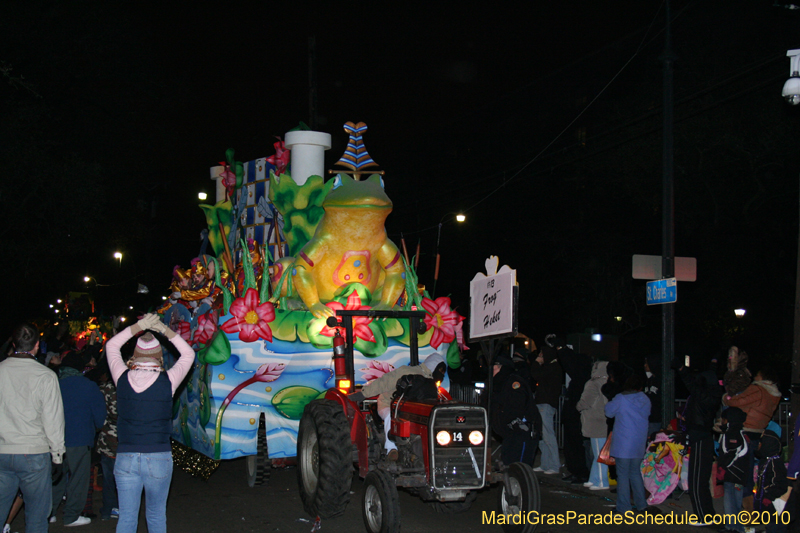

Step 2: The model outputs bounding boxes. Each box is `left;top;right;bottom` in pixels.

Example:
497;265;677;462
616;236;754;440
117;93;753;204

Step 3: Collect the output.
320;291;375;344
195;312;218;346
421;296;464;349
221;288;275;342
253;362;285;382
361;360;395;382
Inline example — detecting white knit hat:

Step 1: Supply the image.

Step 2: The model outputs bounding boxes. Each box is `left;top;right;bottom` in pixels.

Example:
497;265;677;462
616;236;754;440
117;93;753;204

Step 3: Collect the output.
130;332;163;366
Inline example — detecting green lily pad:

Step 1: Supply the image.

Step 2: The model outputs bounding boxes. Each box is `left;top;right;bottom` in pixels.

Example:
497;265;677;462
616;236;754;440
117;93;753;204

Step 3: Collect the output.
446;340;461;369
271;308;314;343
382;318;404;338
271;386;322;420
197;330;231;366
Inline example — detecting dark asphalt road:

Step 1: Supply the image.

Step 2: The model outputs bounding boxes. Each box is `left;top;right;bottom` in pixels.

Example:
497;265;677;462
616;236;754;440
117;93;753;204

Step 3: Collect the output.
33;456;728;533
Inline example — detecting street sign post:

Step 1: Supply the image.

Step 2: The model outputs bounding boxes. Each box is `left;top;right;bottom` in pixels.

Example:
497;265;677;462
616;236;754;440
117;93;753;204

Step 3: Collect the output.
646;278;677;305
632;254;696;282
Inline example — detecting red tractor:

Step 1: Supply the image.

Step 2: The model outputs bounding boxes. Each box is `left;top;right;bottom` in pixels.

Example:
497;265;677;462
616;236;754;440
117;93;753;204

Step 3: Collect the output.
296;310;540;533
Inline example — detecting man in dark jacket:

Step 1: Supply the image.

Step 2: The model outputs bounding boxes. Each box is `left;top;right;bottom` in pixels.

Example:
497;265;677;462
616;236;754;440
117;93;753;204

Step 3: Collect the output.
491;355;542;466
50;351;106;527
558;345;592;483
674;355;723;525
530;338;564;474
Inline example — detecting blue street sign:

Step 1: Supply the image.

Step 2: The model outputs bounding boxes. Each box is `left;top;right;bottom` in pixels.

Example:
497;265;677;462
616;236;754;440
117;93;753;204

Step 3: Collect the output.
646;278;677;305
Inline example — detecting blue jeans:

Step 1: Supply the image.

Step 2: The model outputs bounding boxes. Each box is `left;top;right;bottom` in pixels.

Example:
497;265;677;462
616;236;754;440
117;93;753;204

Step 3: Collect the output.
100;454;118;519
0;453;52;533
589;437;608;488
615;457;647;513
723;482;744;533
536;404;560;472
115;452;173;533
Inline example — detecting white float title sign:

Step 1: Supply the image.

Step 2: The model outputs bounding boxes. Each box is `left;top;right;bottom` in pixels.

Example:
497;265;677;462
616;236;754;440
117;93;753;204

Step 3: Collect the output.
469;260;516;340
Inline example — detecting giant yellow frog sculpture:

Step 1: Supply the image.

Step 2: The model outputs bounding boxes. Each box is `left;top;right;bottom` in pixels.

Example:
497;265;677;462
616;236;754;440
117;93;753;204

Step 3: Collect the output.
290;174;406;318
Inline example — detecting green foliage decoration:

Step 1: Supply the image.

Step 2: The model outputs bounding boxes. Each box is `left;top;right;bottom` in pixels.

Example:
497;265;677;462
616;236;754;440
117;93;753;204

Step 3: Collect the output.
267;173;334;256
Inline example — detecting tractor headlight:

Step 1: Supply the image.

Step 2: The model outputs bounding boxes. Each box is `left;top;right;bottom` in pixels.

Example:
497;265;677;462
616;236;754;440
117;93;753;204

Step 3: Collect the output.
436;430;451;446
469;430;484;446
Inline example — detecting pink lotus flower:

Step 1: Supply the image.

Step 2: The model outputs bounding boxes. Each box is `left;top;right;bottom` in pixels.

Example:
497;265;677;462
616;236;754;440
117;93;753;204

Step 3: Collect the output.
421;296;465;349
266;138;290;176
218;163;237;199
195;312;218;346
320;291;375;344
221;288;275;343
360;360;395;382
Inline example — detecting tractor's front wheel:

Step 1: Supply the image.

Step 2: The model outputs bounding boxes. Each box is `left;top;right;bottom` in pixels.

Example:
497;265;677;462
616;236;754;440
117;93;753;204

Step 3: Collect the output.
497;462;540;533
362;470;400;533
296;399;353;518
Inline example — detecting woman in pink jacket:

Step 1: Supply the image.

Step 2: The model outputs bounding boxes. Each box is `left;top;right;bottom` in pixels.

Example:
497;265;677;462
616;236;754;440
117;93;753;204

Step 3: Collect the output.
105;314;194;533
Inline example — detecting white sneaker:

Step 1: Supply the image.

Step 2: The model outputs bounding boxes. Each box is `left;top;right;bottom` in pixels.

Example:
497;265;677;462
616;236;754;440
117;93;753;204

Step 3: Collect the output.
589;485;608;490
49;517;56;524
532;467;544;472
583;482;594;487
4;523;11;533
543;470;559;475
64;516;91;527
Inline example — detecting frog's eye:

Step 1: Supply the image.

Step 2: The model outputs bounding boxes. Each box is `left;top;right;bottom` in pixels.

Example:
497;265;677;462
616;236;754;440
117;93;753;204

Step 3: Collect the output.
332;175;342;189
379;176;385;189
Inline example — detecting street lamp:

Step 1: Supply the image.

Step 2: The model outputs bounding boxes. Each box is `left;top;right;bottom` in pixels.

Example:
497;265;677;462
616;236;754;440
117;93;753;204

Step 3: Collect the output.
114;251;122;266
83;275;110;287
198;191;208;201
433;213;467;298
734;308;746;318
783;49;800;105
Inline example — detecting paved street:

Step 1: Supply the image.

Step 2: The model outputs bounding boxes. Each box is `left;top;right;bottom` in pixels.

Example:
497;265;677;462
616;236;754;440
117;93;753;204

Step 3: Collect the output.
32;454;732;533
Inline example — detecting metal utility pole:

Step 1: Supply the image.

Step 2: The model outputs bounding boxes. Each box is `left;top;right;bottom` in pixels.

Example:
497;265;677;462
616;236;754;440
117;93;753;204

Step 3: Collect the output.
661;0;676;428
793;175;800;454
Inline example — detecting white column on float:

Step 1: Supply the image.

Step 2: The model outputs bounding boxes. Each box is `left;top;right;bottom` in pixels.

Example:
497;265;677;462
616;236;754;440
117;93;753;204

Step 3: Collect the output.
284;130;332;185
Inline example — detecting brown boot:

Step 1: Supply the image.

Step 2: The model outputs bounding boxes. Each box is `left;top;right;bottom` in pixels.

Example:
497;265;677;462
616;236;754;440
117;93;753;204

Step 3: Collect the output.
387;449;398;461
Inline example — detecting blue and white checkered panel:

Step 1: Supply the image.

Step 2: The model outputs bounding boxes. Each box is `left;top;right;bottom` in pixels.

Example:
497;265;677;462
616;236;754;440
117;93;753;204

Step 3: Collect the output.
229;157;284;254
245;183;256;207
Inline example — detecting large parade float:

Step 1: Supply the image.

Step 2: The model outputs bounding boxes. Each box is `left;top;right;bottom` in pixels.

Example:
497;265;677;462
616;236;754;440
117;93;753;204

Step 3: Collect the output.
158;123;466;482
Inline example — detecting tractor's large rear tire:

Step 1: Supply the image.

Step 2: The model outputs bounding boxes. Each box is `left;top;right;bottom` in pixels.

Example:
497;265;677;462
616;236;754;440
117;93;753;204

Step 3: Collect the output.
497;462;540;533
246;414;270;487
297;399;353;519
362;470;400;533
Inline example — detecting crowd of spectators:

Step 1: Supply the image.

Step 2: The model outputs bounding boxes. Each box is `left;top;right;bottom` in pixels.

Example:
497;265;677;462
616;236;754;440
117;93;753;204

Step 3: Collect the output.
488;336;793;529
0;314;192;533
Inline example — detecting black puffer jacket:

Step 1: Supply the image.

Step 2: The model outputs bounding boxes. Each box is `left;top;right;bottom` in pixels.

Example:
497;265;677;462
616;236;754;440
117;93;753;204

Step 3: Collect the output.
679;367;723;436
530;347;563;408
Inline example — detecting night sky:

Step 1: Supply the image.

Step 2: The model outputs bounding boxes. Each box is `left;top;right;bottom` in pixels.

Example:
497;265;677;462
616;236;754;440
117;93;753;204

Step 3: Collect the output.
3;1;800;376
